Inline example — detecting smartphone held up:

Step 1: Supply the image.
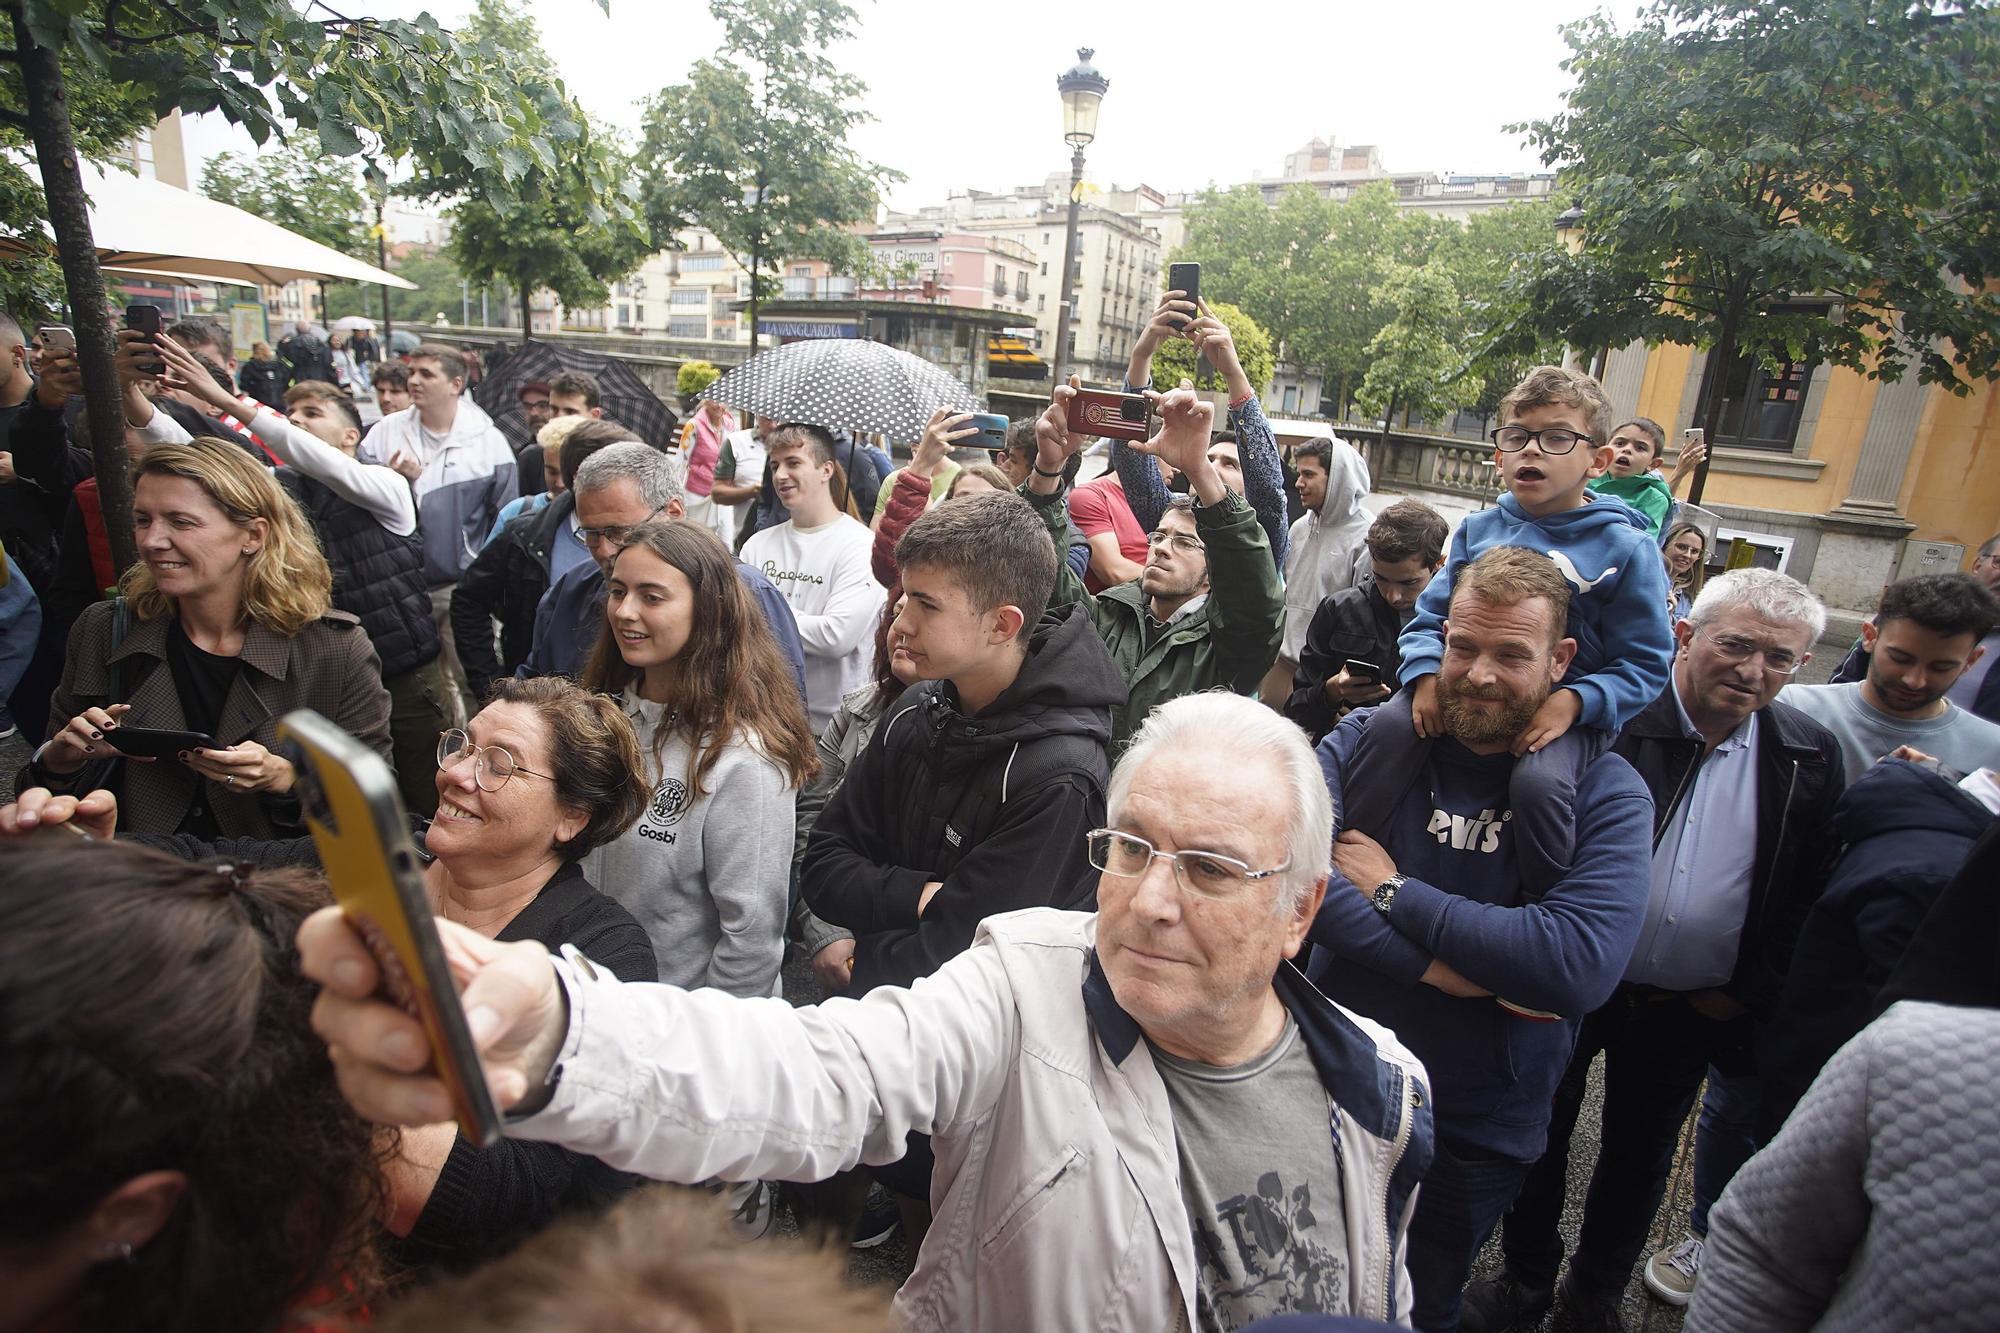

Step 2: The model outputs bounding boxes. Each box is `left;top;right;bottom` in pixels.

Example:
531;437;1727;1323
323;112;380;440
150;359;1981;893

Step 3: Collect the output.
278;709;503;1148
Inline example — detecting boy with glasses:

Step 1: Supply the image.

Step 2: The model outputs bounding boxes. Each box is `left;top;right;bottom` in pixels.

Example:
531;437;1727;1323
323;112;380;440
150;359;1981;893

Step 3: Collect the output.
1342;365;1673;898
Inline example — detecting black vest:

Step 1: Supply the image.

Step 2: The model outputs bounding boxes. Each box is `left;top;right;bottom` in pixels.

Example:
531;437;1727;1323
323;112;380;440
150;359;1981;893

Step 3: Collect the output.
279;469;439;679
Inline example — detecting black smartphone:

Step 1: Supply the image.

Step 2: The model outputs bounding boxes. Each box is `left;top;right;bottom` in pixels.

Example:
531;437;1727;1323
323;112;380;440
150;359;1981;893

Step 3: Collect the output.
124;304;165;375
1343;659;1382;682
103;726;221;760
1167;262;1201;329
278;709;503;1148
967;412;1010;451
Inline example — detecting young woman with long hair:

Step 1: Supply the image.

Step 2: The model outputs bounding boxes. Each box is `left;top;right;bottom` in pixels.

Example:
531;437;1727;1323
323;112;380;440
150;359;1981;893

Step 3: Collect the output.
1662;520;1710;622
582;520;816;999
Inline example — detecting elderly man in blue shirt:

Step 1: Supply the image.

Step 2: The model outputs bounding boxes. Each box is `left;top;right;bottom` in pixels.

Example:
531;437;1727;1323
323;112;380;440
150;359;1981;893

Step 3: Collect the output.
1463;568;1846;1332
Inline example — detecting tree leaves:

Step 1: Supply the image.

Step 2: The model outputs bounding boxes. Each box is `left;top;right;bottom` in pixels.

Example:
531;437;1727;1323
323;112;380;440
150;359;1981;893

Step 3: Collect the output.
1515;0;2000;392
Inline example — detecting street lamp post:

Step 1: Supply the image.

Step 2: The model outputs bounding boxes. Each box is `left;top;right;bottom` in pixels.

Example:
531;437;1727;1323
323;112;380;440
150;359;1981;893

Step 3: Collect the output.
363;161;393;346
1052;47;1107;384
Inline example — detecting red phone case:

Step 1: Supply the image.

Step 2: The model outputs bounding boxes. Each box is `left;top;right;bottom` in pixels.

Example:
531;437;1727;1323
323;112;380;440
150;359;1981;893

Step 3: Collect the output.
1067;388;1152;442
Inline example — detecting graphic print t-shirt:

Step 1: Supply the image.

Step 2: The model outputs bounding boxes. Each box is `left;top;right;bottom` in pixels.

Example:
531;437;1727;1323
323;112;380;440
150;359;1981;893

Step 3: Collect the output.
1151;1016;1351;1329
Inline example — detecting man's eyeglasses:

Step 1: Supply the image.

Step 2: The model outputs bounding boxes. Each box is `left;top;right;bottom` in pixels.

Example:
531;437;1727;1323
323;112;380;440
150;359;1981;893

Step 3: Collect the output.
1087;829;1290;899
436;729;556;792
1145;530;1205;555
578;502;670;547
1490;426;1590;455
1697;627;1805;676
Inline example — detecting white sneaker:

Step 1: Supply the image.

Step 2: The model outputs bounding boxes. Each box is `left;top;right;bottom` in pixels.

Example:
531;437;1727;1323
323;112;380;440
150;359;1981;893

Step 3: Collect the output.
1643;1234;1704;1307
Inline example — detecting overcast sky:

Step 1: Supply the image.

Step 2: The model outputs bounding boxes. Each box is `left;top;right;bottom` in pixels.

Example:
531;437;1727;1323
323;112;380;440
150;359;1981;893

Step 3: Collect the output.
185;0;1646;210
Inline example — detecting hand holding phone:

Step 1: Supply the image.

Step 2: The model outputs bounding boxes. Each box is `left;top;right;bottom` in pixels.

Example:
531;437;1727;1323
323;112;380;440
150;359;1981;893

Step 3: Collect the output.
1166;262;1201;330
280;710;502;1146
1066;387;1152;442
124;304;165;377
36;325;75;357
103;726;221;761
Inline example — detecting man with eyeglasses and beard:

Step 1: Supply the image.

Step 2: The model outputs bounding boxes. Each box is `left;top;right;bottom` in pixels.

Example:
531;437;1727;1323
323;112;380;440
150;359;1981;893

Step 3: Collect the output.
1311;544;1654;1332
1462;568;1845;1332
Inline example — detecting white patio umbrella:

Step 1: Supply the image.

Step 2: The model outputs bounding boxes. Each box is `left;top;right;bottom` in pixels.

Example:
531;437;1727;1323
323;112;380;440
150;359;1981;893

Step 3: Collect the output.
331;315;378;332
3;161;416;290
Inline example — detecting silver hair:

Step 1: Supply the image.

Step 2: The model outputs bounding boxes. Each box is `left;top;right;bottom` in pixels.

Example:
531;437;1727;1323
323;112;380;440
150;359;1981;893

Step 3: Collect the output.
1687;567;1826;644
1106;692;1331;915
572;442;684;511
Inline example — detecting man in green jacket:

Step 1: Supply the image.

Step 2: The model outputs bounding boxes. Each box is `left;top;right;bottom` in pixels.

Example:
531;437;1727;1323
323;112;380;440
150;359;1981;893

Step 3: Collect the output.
1024;378;1285;750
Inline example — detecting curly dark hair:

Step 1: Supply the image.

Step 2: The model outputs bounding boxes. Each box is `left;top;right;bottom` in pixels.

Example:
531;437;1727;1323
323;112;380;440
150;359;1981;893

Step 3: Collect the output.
0;835;388;1332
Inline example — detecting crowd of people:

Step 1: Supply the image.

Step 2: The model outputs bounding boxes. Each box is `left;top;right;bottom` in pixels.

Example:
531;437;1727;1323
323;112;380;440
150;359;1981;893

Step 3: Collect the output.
1;291;1998;1333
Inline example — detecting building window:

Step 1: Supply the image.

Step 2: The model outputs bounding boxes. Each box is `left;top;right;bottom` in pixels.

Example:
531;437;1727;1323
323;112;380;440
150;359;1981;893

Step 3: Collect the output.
670;288;707;306
1040;261;1048;276
682;254;725;271
791;265;812;277
1694;308;1825;451
1037;294;1046;312
616;304;630;326
1043;232;1050;245
667;315;707;338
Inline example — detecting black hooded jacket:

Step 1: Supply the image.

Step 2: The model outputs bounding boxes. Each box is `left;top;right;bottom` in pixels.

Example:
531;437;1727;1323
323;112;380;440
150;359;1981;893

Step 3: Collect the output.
1760;759;1996;1136
802;603;1127;993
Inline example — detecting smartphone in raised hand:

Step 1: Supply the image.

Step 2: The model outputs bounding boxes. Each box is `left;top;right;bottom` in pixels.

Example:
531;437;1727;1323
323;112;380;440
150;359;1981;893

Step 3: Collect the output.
277;708;503;1148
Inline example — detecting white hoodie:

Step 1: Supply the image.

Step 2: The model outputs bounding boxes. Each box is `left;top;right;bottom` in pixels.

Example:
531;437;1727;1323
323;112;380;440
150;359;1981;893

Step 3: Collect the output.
1281;440;1372;660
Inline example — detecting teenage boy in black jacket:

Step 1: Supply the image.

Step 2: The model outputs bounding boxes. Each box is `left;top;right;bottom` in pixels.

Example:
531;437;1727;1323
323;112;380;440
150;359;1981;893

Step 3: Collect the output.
1287;498;1449;743
802;489;1125;995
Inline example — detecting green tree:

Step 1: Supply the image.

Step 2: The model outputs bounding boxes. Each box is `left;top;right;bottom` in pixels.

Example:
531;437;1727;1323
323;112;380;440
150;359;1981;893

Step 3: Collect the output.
437;0;649;343
4;0;607;569
1151;301;1276;396
198;141;369;258
1177;181;1440;419
1512;0;2000;502
638;0;901;352
1355;265;1481;446
1436;201;1566;432
201;141;376;329
324;248;470;327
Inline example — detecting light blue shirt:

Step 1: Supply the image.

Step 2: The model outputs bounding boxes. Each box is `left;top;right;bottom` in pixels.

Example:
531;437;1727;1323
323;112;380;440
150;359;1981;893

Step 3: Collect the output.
1623;684;1759;990
549;513;591;583
484;490;551;547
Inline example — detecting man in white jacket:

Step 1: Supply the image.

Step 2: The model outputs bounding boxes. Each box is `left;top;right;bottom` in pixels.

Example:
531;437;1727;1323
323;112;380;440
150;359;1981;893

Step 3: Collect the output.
1267;436;1373;706
303;692;1434;1331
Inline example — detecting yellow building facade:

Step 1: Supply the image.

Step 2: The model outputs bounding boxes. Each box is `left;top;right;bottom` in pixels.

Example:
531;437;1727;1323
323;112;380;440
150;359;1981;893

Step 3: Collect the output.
1605;339;1998;618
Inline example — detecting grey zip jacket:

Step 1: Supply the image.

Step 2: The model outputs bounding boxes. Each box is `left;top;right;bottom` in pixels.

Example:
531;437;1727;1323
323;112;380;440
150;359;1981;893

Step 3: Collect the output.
512;907;1434;1330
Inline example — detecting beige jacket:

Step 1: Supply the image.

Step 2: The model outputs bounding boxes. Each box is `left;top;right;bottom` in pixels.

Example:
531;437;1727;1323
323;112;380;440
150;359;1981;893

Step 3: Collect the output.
516;908;1434;1330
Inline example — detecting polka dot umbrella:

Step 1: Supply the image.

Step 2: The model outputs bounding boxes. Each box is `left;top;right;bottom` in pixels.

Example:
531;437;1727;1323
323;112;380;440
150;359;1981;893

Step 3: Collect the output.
697;338;979;443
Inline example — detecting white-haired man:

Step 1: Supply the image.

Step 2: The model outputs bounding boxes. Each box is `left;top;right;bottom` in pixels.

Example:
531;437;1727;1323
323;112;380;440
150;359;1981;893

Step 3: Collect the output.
300;692;1433;1331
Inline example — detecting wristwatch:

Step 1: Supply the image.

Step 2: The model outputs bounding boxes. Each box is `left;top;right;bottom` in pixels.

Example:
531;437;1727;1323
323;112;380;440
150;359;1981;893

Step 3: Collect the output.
1371;874;1406;916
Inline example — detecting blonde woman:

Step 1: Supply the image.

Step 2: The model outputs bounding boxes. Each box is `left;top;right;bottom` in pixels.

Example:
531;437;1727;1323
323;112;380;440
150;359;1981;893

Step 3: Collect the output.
24;439;392;837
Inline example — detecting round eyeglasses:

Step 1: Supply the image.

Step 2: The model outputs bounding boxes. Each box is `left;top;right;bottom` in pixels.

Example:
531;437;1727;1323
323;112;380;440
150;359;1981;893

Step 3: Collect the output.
435;729;556;792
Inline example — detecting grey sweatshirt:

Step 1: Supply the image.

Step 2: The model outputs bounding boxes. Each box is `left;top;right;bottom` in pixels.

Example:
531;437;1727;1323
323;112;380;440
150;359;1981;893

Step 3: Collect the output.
584;692;797;997
1689;1000;2000;1333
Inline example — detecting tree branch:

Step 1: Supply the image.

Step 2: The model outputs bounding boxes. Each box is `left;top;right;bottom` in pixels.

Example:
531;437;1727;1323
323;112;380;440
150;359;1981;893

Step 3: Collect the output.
0;106;28;129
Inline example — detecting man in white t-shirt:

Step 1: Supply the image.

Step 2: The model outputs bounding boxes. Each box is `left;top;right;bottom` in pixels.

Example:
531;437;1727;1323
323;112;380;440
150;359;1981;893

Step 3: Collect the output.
739;423;885;731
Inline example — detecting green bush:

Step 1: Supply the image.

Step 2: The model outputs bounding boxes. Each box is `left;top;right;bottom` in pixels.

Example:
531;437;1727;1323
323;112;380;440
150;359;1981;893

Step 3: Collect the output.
676;359;721;398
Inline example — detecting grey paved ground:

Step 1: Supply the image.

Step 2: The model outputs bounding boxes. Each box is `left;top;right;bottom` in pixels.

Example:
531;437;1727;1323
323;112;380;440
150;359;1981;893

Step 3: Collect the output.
778;645;1844;1315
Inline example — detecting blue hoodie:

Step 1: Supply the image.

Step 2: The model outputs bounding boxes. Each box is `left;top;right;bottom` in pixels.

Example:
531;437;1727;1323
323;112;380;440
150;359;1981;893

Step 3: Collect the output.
1311;708;1654;1159
1396;492;1673;732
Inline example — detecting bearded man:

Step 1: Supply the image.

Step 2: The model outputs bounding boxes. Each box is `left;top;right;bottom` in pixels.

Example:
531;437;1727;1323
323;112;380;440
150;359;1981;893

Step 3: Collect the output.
1309;543;1654;1332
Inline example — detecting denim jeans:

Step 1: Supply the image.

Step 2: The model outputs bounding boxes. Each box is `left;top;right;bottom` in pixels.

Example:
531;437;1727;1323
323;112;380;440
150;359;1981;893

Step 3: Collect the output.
1408;1138;1535;1332
1499;986;1749;1302
1691;1066;1762;1236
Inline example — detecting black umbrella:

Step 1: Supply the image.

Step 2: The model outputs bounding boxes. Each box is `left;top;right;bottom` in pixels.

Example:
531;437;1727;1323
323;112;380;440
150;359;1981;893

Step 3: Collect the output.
472;339;680;452
698;338;977;443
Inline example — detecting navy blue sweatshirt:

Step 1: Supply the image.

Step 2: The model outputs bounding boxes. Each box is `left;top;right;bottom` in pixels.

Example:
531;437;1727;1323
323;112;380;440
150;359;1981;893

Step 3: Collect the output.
1310;706;1654;1160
